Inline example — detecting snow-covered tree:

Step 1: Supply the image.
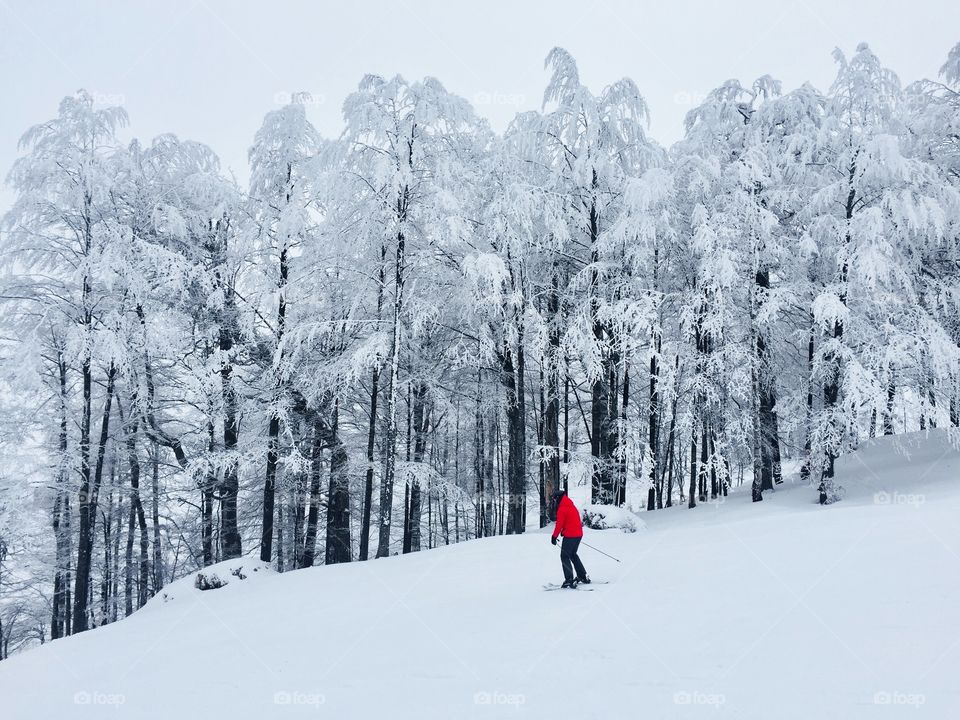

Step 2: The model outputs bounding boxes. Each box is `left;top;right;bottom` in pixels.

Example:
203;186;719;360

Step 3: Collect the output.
537;47;657;505
247;95;321;564
333;74;479;557
3;91;128;634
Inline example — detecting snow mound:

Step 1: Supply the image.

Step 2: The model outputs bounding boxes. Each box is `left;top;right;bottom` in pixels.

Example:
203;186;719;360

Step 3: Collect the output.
145;557;274;610
582;503;644;532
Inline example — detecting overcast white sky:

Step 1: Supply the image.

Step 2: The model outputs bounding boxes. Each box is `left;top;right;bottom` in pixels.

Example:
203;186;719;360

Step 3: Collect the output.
1;0;958;212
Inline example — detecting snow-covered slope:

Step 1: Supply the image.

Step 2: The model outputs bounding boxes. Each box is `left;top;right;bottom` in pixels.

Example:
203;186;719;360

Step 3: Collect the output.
3;431;959;719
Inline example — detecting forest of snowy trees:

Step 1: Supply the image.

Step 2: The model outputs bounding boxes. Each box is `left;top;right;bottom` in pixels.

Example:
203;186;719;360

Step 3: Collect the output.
0;40;958;656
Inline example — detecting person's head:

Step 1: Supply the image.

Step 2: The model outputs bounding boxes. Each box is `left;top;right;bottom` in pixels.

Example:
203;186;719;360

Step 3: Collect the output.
550;489;567;507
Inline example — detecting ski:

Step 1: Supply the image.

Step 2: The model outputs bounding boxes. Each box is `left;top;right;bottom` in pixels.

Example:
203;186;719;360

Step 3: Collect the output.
542;580;609;591
543;584;594;591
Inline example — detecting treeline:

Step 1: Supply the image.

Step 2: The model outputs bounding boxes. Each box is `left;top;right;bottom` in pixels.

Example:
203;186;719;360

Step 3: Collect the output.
1;42;959;649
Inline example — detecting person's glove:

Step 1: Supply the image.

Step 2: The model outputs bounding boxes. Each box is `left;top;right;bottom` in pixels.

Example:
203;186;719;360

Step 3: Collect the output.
551;536;558;546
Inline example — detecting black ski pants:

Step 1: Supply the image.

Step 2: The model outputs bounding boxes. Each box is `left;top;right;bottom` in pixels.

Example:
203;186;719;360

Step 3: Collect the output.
560;536;588;582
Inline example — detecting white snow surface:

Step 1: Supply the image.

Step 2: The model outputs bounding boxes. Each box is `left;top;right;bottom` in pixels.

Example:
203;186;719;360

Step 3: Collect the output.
3;430;959;719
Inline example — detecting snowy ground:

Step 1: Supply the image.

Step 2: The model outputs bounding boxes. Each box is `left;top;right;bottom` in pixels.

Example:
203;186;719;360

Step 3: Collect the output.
2;430;959;719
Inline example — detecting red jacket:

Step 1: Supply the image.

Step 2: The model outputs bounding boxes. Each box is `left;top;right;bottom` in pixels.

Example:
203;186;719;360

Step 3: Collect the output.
552;496;583;539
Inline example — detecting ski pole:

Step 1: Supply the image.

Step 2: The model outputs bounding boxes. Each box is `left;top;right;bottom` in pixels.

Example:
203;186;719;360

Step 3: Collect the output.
580;541;621;563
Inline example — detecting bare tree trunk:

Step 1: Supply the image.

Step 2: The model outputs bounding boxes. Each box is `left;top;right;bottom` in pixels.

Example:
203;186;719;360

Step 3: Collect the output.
300;418;323;568
407;382;430;550
921;349;937;430
215;216;242;559
590;362;610;504
542;268;561;523
359;243;387;561
688;426;698;510
663;356;679;508
563;360;570;491
619;356;630;507
884;377;896;435
276;502;284;572
484;409;496;537
474;384;484;538
770;411;782;484
503;341;526;535
537;361;546;526
376;209;407;558
74;363;116;633
51;491;66;639
110;483;122;622
495;417;505;535
751;364;764;503
150;442;162;594
293;467;305;569
72;193;95;634
101;485;113;623
51;348;69;639
325;399;352;564
359;366;380;562
402;384;413;554
586;180;615;505
260;216;290;563
709;428;719;498
220;315;242;558
755;269;782;493
442;487;450;545
402;482;411;553
118;399;149;613
699;417;709;502
124;481;135;617
64;494;72;637
950;375;958;427
135;458;149;607
648;328;661;507
607;352;621;504
820;162;857;503
800;322;815;482
260;402;281;563
201;421;215;567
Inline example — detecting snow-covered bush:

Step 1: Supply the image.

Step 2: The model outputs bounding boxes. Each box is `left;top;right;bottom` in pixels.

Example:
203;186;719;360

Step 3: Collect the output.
582;505;644;533
151;559;273;606
194;572;228;591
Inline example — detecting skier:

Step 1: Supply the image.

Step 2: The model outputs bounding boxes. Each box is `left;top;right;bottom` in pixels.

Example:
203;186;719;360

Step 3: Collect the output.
550;489;590;588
